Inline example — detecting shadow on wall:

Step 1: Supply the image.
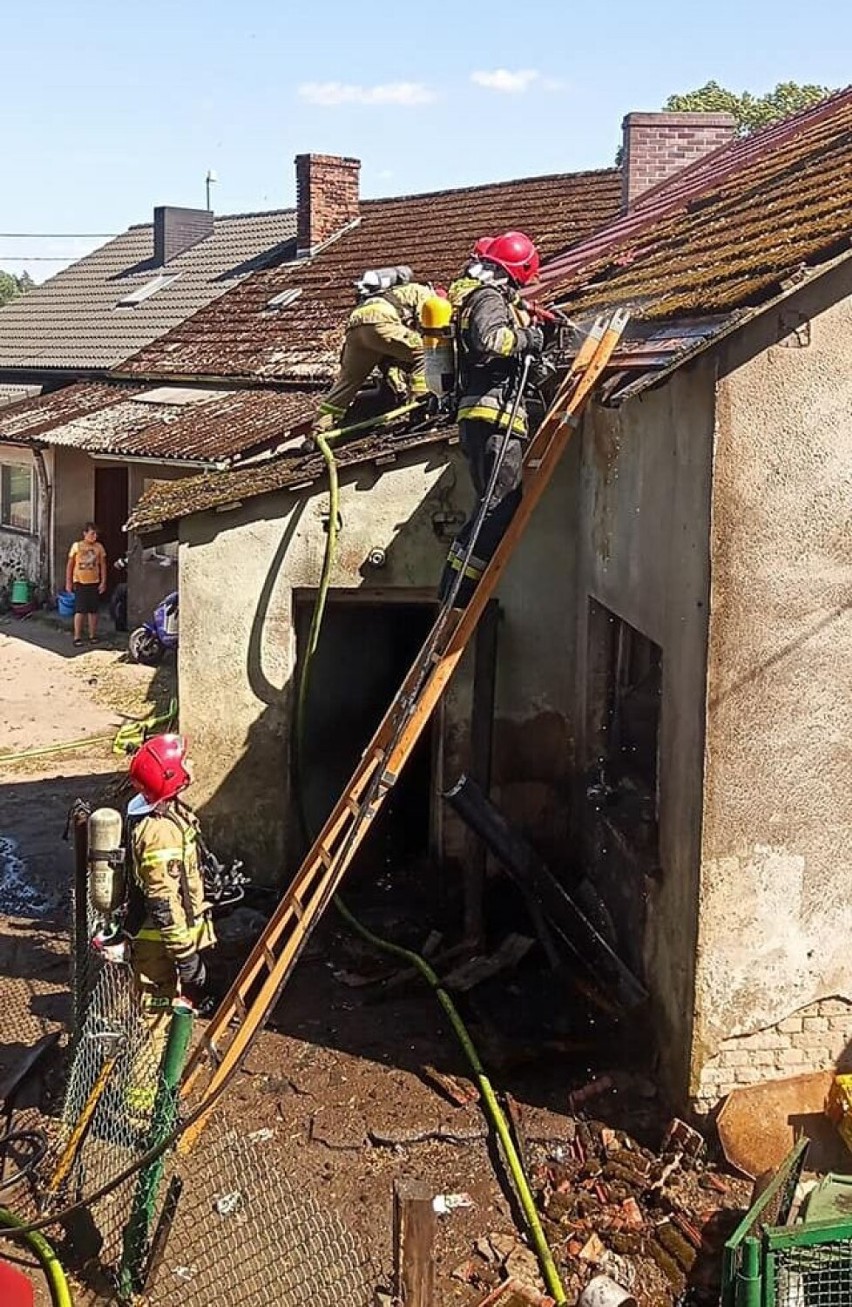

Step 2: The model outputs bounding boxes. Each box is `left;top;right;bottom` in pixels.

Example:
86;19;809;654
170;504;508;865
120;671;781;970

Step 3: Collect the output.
191;448;465;885
193;499;306;881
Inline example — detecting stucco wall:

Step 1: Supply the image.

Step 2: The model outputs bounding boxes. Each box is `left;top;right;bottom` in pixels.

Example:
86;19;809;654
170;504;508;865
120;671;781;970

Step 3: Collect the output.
0;444;40;593
178;447;474;878
575;367;715;1098
52;447;94;589
693;269;852;1103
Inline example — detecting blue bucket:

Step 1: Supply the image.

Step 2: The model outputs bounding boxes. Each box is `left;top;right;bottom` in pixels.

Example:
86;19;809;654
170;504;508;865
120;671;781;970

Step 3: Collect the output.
57;591;76;620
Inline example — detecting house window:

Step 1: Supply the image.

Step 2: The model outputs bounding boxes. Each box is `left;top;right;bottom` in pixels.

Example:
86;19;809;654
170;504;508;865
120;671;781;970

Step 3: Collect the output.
0;463;34;532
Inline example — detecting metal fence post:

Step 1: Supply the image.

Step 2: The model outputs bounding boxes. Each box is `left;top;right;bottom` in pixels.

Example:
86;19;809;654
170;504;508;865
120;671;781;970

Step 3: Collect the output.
70;802;91;1051
117;1001;194;1300
736;1237;762;1307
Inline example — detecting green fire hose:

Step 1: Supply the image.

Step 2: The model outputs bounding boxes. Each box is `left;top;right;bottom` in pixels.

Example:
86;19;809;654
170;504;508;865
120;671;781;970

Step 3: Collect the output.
0;1208;73;1307
118;1002;194;1301
294;428;568;1305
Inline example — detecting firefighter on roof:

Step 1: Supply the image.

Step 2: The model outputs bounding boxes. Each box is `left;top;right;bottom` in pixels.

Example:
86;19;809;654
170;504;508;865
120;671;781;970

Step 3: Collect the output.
313;265;433;436
438;231;544;608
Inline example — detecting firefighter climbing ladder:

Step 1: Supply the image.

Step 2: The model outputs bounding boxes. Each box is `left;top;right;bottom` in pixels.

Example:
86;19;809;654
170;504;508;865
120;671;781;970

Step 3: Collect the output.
179;308;630;1146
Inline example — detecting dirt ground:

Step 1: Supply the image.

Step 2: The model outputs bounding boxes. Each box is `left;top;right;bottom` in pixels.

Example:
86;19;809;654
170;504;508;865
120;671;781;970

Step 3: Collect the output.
0;618;748;1307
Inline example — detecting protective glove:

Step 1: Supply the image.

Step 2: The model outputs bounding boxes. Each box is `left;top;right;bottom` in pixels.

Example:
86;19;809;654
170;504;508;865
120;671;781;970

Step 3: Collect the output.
176;953;207;1005
91;930;129;964
520;325;545;356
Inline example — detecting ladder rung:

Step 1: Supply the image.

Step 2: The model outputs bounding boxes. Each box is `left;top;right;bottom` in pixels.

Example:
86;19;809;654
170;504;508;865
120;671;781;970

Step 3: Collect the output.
317;845;334;869
291;896;305;920
262;942;277;972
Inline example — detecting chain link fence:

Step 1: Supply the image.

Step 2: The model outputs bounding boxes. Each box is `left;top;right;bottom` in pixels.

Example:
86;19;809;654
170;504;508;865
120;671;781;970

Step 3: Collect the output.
37;900;379;1304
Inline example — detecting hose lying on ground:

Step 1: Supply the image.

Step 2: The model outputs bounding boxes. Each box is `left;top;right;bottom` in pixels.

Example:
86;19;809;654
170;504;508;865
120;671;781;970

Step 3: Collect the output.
294;426;568;1305
0;1207;74;1307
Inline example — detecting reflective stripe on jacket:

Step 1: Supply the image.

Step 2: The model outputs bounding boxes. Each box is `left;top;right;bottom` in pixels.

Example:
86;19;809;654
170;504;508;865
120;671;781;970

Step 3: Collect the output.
450;279;530;436
130;804;214;959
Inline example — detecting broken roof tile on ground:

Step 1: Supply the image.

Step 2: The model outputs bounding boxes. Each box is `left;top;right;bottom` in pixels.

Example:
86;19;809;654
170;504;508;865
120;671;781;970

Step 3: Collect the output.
121;169;621;382
542;87;852;322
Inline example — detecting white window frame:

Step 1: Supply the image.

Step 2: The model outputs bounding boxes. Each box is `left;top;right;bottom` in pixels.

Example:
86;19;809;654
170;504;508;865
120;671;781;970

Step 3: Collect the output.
0;461;35;534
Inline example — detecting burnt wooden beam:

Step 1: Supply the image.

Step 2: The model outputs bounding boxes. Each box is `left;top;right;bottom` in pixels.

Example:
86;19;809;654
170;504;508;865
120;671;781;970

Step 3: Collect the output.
443;774;648;1011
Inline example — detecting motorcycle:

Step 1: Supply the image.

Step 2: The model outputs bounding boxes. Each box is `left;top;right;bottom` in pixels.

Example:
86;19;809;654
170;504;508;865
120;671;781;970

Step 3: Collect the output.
129;590;179;666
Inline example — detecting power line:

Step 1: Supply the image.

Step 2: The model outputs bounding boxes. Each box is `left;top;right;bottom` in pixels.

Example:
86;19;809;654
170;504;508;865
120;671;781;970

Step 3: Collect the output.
0;256;81;261
0;232;118;238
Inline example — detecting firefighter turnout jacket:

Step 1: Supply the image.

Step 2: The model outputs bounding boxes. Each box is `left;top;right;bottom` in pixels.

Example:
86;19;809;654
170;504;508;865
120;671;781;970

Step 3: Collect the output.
317;283;432;427
129;801;215;962
449;278;536;436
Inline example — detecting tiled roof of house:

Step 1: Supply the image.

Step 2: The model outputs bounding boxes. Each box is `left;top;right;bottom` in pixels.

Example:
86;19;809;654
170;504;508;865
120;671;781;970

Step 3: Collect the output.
121;169;621;382
0;380;316;464
0;210;296;371
0;383;41;408
540;89;852;321
127;419;454;533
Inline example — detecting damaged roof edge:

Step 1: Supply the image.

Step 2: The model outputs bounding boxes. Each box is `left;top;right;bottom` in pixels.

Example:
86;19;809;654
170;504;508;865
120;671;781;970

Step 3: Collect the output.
604;244;852;405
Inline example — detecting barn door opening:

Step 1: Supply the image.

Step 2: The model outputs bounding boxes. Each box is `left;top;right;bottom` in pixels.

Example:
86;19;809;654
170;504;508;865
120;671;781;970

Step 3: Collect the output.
93;464;129;592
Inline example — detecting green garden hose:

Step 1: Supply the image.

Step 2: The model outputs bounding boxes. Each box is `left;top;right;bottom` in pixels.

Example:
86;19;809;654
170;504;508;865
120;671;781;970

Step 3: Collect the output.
0;1207;73;1307
294;428;568;1305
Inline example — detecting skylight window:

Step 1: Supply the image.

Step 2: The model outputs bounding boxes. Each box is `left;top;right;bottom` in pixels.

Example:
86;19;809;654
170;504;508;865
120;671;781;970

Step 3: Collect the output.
115;272;180;309
265;288;302;311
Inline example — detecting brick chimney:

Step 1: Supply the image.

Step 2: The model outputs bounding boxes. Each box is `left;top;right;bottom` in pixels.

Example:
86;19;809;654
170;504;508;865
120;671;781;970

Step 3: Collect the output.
621;112;738;209
154;206;215;265
295;154;361;257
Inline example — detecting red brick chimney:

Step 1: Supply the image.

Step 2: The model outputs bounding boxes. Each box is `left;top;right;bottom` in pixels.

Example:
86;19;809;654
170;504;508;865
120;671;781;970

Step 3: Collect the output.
295;154;361;257
621;112;738;209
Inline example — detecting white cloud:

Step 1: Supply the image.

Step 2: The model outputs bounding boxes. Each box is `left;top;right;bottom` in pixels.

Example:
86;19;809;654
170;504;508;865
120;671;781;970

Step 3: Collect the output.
470;68;540;94
298;81;436;107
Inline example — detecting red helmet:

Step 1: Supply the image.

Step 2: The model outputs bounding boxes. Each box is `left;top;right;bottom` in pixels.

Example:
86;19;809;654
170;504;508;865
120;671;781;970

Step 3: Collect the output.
129;733;190;805
472;231;540;287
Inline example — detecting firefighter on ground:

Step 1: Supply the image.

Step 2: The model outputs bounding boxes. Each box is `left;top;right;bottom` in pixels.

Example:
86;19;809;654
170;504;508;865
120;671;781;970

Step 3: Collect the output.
312;266;433;437
124;734;215;1112
437;231;544;608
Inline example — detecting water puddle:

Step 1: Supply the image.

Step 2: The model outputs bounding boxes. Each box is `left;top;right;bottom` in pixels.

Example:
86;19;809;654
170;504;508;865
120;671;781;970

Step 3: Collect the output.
0;835;49;917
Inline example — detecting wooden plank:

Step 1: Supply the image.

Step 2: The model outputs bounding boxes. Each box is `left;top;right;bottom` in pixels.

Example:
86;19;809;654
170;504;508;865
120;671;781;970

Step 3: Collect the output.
393;1178;436;1307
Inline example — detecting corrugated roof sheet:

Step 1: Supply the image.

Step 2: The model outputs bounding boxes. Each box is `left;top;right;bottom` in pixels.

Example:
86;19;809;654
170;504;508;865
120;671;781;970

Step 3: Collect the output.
0;210;296;371
540;88;852;321
122;169;621;382
128;421;454;532
0;381;316;463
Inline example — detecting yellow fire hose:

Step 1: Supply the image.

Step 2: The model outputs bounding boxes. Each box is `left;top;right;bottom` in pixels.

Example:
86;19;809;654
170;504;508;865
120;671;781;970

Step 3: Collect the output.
295;430;568;1305
0;699;178;765
0;1208;73;1307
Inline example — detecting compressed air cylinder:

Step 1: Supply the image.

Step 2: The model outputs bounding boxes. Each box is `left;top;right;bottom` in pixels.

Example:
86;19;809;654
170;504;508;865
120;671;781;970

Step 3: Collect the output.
419;295;456;398
87;807;125;916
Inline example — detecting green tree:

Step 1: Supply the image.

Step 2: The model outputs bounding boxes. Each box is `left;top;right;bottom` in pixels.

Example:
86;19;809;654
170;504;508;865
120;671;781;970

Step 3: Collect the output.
15;271;35;295
665;80;834;135
0;271;17;307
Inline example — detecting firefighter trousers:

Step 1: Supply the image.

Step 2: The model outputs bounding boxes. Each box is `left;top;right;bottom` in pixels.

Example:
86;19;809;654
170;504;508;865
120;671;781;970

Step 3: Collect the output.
438;418;524;608
316;321;426;430
127;940;179;1123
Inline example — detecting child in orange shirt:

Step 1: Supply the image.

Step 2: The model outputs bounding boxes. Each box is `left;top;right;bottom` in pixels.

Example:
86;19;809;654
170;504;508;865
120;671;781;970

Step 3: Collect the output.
66;521;107;646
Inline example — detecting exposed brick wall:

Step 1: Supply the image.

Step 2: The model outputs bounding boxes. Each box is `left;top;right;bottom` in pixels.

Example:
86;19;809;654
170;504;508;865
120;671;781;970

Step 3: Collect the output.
693;996;852;1112
621;112;737;209
295;154;361;256
154;206;215;265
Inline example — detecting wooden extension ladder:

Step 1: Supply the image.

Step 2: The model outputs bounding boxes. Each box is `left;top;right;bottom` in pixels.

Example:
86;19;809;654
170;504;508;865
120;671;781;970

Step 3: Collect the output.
179;308;629;1148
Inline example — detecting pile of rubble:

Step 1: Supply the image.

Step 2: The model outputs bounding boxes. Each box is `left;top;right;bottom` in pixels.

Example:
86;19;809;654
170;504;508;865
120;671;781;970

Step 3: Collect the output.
528;1115;748;1305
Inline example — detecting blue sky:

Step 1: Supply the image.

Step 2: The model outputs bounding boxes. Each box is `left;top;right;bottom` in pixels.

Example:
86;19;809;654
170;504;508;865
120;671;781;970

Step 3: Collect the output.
2;0;848;280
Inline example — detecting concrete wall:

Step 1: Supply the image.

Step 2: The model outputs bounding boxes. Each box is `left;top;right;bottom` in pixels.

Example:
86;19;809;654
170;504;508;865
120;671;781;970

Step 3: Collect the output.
574;365;716;1099
692;267;852;1108
0;444;41;593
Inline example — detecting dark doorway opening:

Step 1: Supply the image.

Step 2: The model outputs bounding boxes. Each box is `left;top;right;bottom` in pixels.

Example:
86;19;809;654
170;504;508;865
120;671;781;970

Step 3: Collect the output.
93;464;129;593
583;599;663;979
293;595;436;879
